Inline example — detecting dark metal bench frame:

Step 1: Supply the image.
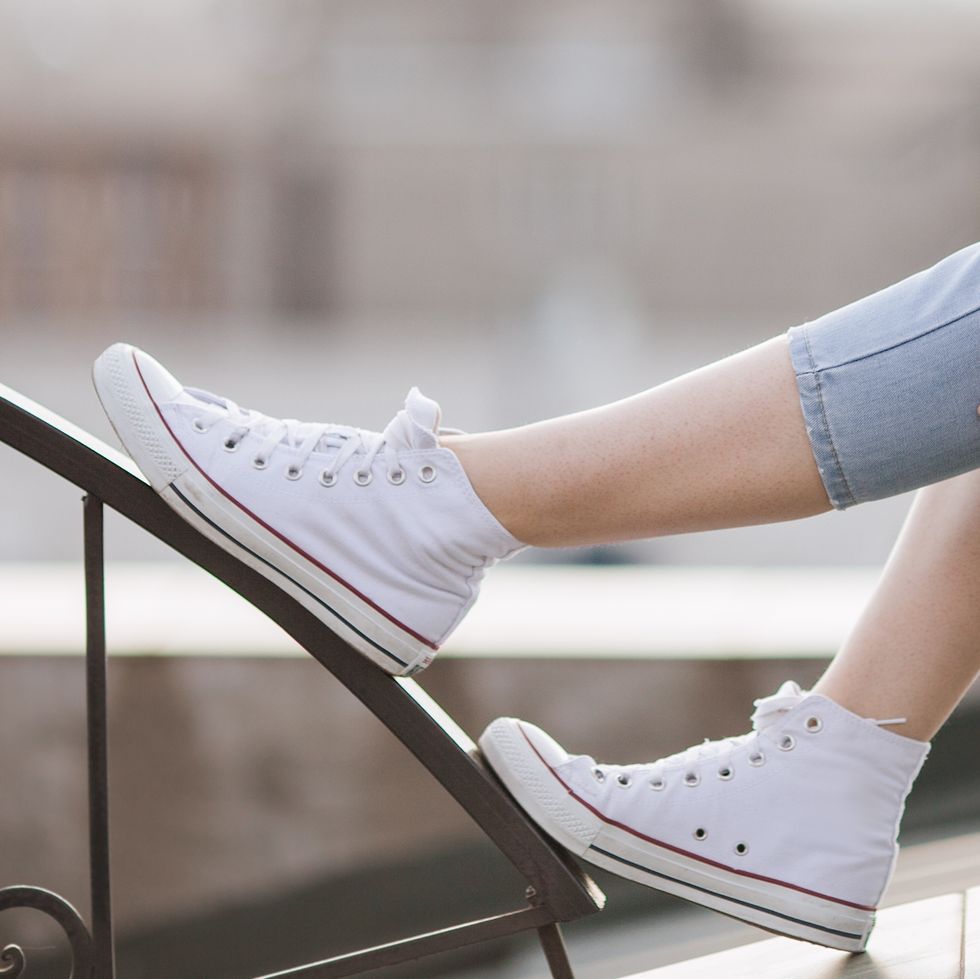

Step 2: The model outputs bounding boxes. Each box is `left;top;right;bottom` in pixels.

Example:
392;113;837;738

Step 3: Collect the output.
0;384;604;979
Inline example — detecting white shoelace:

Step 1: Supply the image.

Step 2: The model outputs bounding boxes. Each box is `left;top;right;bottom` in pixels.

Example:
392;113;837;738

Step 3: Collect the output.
192;388;412;481
594;682;907;786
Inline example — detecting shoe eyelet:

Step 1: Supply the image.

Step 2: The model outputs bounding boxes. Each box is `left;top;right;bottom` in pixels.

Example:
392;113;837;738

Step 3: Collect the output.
223;438;240;452
319;471;338;488
779;735;796;752
419;465;437;484
616;774;632;788
252;456;268;470
805;716;823;733
734;842;749;856
717;767;734;781
684;772;700;787
285;465;303;481
192;418;209;433
748;751;766;767
354;470;373;487
592;767;606;783
387;468;406;486
693;827;708;841
650;777;666;791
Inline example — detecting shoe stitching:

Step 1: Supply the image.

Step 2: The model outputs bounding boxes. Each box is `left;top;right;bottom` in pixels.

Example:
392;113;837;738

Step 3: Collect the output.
169;483;409;669
801;325;857;509
590;845;867;942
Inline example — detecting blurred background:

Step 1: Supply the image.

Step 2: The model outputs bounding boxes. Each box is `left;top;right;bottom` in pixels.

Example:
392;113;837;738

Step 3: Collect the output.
1;1;979;977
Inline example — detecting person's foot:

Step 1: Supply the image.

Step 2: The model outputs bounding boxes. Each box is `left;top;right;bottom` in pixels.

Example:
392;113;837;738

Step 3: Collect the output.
479;681;929;951
93;343;523;675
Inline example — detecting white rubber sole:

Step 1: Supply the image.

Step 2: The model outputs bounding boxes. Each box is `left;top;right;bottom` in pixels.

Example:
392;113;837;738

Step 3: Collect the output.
92;343;435;676
479;718;875;953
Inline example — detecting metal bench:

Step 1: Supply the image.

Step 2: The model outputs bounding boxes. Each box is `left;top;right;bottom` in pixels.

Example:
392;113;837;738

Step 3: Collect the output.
0;383;604;979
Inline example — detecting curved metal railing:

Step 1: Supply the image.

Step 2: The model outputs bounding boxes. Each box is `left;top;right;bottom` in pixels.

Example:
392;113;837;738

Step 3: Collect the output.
0;382;603;979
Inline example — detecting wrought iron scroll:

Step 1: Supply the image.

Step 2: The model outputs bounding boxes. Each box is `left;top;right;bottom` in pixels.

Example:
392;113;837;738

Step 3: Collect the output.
0;885;93;978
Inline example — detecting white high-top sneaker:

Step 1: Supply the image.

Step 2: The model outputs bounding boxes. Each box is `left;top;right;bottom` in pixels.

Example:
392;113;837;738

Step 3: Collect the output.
93;343;523;675
479;681;929;951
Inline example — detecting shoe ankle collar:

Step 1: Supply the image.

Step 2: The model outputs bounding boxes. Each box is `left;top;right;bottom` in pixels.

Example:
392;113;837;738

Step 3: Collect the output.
786;693;930;766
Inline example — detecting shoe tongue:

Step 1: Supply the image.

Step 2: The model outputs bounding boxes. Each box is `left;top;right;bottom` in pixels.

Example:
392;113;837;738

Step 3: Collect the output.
751;680;806;732
405;386;441;432
384;387;442;451
773;679;804;700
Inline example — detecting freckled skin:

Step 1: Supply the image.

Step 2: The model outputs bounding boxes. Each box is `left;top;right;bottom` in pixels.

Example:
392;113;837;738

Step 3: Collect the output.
445;335;829;548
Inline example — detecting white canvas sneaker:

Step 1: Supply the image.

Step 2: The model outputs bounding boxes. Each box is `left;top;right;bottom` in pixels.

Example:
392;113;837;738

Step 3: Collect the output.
93;343;523;675
479;681;929;951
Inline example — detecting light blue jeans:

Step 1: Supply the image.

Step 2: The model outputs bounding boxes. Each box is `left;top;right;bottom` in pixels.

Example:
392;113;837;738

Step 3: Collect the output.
788;242;980;509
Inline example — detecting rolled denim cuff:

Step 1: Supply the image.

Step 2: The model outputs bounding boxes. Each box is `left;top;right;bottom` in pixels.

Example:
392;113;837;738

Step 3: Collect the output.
787;241;980;511
788;323;856;510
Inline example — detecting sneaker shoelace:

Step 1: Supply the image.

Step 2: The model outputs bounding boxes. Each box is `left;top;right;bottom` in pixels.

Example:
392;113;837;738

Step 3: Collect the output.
190;388;413;483
594;681;906;787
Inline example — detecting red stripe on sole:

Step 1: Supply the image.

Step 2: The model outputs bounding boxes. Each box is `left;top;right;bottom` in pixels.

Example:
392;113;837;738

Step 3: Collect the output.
517;724;875;914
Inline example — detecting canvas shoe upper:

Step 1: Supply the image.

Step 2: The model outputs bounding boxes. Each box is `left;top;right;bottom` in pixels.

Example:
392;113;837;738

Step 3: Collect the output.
479;681;930;951
93;342;524;675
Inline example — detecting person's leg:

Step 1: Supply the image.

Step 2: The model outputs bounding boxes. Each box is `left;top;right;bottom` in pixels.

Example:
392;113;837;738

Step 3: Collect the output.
448;241;980;547
93;242;980;674
479;250;980;945
480;468;980;951
446;335;831;546
813;467;980;741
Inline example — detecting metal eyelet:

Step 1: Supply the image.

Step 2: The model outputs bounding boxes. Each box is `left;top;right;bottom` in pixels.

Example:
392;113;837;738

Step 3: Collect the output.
387;468;406;486
779;735;796;752
734;842;749;856
693;827;708;841
684;772;700;787
592;767;606;783
354;470;373;486
319;471;338;488
285;465;303;481
252;456;268;470
748;751;766;767
192;418;209;433
717;767;734;781
805;716;823;733
650;777;666;791
419;465;437;484
616;774;632;788
223;437;240;452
